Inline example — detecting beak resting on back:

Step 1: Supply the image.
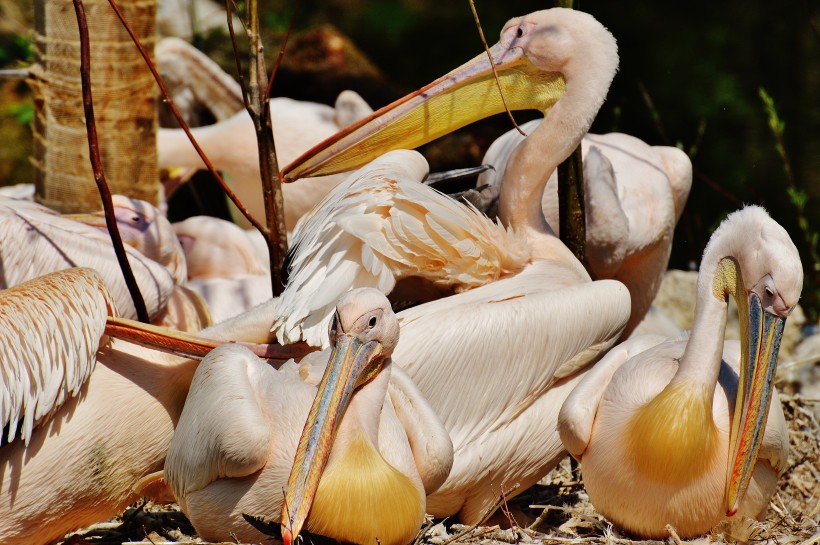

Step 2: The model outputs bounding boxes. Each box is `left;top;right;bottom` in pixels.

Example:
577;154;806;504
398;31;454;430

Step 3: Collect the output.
725;291;786;516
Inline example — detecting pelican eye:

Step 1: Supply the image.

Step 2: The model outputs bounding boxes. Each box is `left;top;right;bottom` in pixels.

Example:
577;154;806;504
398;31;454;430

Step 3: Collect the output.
368;316;377;328
516;26;524;38
764;286;774;297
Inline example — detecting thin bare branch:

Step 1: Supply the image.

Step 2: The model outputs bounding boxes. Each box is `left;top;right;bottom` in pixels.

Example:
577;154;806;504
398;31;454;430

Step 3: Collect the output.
244;0;288;295
72;0;149;323
107;0;269;234
225;0;249;110
468;0;525;136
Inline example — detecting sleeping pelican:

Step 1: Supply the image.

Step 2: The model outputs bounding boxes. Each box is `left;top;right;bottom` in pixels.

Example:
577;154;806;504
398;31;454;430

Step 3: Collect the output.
557;206;801;537
0;196;177;320
165;288;453;545
66;194;187;284
210;8;632;523
479;129;693;336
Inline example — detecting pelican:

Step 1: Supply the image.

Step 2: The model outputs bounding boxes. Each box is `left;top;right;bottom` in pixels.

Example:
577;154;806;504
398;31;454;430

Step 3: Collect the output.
0;196;177;320
158;91;373;230
67;194;188;284
165;288;453;545
557;206;801;537
0;268;190;544
270;7;622;349
210;8;632;522
479;128;693;336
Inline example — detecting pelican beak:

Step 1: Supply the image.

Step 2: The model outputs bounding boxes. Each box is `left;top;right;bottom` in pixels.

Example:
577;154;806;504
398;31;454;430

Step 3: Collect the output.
104;316;312;362
725;291;786;516
282;41;565;182
281;334;384;545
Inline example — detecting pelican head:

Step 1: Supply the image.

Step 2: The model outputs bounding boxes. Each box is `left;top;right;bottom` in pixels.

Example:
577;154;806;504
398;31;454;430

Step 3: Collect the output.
65;196;187;283
281;288;400;545
708;206;802;515
282;8;618;182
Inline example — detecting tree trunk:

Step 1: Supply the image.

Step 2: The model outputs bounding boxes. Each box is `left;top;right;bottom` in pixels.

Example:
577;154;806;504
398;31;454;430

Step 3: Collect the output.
31;0;158;213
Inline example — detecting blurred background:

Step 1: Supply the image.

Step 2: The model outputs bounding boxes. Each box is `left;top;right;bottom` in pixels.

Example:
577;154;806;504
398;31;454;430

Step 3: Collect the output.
0;0;818;316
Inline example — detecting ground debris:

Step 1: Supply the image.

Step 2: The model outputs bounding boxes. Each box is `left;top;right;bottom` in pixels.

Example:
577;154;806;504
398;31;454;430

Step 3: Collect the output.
59;395;818;545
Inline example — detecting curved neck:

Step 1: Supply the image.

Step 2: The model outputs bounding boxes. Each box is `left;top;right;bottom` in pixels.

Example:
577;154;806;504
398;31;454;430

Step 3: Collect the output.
675;251;739;391
497;68;613;259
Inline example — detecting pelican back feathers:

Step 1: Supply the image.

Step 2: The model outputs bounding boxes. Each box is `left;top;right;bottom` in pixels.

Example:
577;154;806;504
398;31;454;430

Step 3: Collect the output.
274;150;530;347
0;268;115;444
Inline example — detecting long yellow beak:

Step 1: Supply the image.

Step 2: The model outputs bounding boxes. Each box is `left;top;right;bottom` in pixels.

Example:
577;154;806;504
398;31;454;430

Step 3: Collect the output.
281;335;384;545
281;41;565;182
725;291;786;515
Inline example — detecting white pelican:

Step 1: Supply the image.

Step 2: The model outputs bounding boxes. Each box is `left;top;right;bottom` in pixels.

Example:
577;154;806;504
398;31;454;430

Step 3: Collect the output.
270;7;621;349
67;194;187;284
158;91;373;230
210;8;633;523
0;196;177;320
0;268;190;544
0;269;307;544
479;128;693;336
166;288;453;545
557;206;801;537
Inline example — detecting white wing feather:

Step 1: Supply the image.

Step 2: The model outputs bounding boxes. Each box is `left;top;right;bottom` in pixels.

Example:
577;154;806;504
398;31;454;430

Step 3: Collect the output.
273;150;530;347
0;268;115;445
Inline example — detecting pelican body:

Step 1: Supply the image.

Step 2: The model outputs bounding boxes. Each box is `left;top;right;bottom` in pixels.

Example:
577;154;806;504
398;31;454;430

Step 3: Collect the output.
165;289;453;545
217;7;633;524
0;196;177;320
558;206;801;537
158;92;373;230
0;269;196;544
479;128;693;336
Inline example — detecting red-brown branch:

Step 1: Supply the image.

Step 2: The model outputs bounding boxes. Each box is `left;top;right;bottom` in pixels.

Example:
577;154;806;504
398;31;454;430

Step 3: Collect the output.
72;0;150;323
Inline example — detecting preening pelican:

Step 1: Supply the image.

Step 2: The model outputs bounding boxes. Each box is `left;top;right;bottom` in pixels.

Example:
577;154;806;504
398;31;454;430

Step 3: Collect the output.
215;8;632;522
557;206;801;537
158;91;373;230
0;196;177;320
272;7;620;349
165;288;453;545
479;129;692;336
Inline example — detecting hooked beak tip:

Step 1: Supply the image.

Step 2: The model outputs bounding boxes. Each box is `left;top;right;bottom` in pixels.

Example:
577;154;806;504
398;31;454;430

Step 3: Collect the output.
282;527;293;545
